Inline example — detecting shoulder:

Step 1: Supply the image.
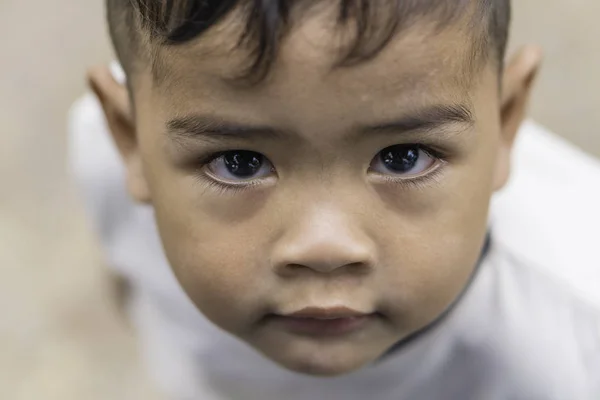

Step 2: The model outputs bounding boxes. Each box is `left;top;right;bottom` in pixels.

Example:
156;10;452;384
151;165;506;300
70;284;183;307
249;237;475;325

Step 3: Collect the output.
484;241;600;397
491;242;600;327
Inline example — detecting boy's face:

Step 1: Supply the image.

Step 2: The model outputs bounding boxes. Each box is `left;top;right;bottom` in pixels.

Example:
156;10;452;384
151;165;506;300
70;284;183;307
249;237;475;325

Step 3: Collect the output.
93;7;540;376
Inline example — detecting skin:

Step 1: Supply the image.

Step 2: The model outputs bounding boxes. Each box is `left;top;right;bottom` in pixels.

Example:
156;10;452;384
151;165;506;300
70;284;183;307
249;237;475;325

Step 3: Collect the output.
90;5;542;377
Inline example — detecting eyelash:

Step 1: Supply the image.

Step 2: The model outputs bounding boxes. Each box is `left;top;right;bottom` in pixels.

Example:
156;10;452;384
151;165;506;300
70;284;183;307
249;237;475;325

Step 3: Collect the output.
195;145;449;194
199;177;259;196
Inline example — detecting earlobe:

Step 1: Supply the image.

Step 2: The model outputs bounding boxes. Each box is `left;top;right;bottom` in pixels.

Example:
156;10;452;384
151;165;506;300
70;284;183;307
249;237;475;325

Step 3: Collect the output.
87;66;152;203
493;46;543;191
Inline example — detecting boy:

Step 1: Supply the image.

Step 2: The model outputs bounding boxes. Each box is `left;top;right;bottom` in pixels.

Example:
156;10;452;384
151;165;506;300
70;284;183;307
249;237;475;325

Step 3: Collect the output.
73;0;600;398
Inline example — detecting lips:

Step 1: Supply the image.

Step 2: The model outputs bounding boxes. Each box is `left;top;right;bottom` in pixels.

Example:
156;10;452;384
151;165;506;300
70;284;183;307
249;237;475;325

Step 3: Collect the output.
288;306;370;319
270;307;376;336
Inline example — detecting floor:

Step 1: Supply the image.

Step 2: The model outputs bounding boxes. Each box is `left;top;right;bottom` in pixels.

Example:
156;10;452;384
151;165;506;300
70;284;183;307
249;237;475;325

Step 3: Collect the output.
0;1;598;399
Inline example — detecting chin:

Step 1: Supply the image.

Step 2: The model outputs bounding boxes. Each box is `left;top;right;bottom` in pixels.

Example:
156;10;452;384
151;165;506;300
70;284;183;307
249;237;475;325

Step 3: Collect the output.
268;348;374;377
250;325;391;377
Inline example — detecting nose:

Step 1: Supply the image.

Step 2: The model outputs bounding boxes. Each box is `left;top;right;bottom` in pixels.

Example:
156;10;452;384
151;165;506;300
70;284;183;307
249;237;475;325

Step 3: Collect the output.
271;205;376;276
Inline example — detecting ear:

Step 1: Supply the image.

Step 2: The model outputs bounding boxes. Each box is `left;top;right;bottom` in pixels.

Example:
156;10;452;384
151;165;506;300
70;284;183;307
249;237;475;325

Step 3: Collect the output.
493;46;543;191
87;66;151;203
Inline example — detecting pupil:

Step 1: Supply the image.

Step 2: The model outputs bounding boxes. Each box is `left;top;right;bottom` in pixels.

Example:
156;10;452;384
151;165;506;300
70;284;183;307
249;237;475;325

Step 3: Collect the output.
381;146;419;172
224;151;263;177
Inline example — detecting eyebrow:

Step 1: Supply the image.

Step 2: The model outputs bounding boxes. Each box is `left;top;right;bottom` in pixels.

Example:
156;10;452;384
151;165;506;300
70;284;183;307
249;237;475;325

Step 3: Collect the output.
167;115;282;142
166;103;474;142
360;103;474;136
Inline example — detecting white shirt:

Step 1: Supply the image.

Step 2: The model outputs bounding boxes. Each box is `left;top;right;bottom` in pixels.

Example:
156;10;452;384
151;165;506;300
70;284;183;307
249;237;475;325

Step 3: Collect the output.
68;64;600;399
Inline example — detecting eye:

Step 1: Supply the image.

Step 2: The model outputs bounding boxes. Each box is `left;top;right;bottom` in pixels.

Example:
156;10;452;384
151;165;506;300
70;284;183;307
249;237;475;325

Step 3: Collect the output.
370;145;439;177
206;150;274;182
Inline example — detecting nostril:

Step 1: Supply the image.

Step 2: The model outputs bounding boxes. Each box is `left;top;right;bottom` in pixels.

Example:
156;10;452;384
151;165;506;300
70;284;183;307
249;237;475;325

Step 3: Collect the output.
277;263;310;278
345;262;371;275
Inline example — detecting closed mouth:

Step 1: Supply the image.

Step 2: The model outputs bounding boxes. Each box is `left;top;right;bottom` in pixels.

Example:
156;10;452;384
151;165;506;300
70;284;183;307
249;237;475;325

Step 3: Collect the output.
268;307;378;337
284;306;371;320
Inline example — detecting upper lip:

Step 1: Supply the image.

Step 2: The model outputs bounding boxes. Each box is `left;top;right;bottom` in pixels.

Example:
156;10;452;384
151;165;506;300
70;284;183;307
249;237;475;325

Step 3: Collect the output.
283;306;370;320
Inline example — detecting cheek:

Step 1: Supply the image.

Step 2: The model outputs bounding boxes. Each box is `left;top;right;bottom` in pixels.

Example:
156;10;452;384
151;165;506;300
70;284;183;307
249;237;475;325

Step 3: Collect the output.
150;182;274;333
377;137;496;330
139;130;273;331
378;224;487;332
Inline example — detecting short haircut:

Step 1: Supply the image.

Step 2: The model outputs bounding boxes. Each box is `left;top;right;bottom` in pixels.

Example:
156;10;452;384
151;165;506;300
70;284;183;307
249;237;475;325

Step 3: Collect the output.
106;0;511;85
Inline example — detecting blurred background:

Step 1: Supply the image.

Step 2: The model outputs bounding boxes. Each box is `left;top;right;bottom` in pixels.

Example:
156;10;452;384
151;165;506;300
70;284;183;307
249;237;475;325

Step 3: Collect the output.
0;1;598;399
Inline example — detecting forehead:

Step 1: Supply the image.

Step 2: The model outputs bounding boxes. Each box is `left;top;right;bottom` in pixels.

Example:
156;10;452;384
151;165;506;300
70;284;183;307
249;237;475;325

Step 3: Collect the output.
139;4;486;119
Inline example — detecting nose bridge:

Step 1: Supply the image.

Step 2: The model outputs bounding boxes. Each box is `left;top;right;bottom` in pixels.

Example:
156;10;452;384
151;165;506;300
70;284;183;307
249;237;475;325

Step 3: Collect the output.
271;199;375;275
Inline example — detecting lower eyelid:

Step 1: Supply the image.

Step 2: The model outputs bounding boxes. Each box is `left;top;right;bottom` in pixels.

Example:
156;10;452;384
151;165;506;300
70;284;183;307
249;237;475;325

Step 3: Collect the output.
204;169;260;186
195;172;263;196
202;167;277;188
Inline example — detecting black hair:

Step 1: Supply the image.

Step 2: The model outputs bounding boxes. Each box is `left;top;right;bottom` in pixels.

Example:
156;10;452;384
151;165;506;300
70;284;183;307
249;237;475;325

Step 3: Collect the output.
107;0;510;84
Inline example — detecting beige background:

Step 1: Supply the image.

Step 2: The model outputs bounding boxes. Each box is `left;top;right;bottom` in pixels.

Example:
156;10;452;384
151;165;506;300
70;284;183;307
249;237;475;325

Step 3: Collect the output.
0;1;598;399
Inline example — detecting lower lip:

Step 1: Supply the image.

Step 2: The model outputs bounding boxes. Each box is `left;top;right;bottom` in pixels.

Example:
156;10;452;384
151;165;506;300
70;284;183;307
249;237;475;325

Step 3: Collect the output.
270;315;375;337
